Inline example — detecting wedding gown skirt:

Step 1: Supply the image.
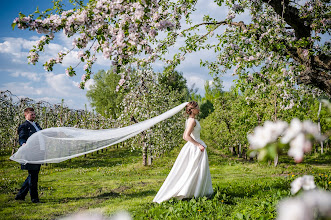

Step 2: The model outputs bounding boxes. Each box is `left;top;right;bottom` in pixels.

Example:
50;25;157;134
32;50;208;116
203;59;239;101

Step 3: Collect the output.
153;120;213;203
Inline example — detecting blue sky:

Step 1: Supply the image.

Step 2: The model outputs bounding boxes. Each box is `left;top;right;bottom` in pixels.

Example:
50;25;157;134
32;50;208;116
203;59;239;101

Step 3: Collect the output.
0;0;237;110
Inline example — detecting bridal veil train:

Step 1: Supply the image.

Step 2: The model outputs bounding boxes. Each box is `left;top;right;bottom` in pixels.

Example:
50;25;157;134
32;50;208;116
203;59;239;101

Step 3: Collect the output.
10;102;188;164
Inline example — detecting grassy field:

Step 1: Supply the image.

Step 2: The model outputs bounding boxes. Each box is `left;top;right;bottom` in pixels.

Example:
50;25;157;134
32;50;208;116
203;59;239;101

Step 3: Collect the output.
0;145;330;220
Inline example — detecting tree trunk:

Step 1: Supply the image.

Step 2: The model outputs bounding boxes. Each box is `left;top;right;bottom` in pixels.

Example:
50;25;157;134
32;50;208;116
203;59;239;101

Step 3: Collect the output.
298;68;331;96
238;143;242;158
229;146;236;155
274;154;279;167
148;143;153;165
274;93;277;121
142;142;147;166
131;115;149;166
317;102;324;154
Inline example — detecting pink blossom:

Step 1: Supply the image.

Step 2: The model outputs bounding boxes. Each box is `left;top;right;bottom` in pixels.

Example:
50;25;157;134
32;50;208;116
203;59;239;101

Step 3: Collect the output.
65;69;70;77
77;51;85;58
118;78;125;86
226;12;235;20
302;49;309;58
81;74;86;81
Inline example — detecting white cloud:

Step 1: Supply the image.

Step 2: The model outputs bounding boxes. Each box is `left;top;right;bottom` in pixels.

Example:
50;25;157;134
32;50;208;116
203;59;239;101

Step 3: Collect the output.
10;71;41;82
2;82;43;96
223;78;235;91
32;96;61;105
61;50;81;67
0;35;85;67
85;79;95;91
44;72;80;96
1;72;90;110
185;74;208;93
95;53;112;67
46;43;63;53
57;32;81;48
0;37;37;63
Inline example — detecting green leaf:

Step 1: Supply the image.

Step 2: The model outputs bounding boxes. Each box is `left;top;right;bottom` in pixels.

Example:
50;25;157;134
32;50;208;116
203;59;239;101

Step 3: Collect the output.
11;23;17;30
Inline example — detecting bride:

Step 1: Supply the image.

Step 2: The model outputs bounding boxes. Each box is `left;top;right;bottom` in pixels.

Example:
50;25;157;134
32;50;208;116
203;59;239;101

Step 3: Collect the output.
153;101;214;203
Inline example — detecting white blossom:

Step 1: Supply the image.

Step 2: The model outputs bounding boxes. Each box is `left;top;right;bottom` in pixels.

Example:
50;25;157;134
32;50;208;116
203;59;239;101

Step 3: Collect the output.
277;190;331;220
288;133;312;162
291;175;316;195
248;121;288;149
277;198;311;220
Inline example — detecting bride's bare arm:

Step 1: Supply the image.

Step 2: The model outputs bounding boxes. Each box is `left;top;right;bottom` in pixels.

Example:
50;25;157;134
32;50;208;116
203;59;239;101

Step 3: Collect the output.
183;118;205;152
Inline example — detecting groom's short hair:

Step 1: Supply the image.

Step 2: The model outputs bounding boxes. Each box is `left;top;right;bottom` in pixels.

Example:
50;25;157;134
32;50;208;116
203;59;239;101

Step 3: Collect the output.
24;107;35;114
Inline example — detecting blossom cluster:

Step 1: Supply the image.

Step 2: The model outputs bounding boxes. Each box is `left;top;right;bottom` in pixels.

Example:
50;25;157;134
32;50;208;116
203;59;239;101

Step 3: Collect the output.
248;119;325;162
290;175;316;195
13;0;186;86
277;176;331;220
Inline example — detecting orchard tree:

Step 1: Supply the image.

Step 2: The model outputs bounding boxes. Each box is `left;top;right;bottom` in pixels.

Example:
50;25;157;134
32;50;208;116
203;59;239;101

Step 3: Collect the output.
158;68;189;101
198;78;223;119
13;0;330;96
115;67;188;165
86;69;126;119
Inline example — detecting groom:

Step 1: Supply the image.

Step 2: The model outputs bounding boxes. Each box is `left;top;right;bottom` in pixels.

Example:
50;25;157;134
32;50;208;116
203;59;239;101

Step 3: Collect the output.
15;107;42;203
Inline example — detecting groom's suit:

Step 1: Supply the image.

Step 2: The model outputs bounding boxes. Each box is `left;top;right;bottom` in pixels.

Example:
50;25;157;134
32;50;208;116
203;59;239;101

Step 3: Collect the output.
15;120;42;202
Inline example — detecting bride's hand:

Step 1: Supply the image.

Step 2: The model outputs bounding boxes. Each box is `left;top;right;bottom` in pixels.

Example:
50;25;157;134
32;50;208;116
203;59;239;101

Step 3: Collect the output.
198;144;205;152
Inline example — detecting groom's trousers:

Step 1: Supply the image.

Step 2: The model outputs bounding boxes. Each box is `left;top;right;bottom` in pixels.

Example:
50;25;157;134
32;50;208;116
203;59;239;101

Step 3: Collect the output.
16;169;40;201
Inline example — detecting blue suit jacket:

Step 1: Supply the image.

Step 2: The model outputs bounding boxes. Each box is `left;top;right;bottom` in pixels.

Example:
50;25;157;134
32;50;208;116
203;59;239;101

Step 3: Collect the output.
17;120;42;170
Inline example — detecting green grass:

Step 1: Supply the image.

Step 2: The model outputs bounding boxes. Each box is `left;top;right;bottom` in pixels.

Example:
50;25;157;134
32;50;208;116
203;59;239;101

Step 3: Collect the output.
0;145;330;220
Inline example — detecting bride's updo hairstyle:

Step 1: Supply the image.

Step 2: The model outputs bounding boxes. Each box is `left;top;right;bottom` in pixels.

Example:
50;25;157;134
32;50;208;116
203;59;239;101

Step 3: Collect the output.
186;101;198;115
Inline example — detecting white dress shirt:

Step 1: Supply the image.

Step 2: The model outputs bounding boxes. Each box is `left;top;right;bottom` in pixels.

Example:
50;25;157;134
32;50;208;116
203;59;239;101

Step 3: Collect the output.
27;120;40;131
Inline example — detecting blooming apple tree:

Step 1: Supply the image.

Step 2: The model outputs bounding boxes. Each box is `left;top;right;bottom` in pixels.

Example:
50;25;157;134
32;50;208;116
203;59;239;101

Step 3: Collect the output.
13;0;330;95
115;67;187;165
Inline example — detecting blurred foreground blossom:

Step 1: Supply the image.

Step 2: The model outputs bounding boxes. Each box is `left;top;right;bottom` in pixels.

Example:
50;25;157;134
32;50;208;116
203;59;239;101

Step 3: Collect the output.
277;190;331;220
290;175;316;194
60;210;132;220
282;119;324;162
248;118;326;162
248;121;288;149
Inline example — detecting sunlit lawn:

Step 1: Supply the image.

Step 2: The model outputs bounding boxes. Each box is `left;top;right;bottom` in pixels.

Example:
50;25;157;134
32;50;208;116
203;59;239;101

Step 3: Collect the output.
0;145;330;219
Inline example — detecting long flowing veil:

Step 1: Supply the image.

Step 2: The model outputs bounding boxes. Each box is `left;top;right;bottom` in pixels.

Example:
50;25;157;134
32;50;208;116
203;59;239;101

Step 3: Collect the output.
10;102;188;164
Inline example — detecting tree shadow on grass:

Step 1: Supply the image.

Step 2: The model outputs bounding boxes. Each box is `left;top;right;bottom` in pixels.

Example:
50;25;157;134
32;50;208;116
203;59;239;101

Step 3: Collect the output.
43;189;157;204
45;147;141;169
211;178;290;205
275;151;331;166
301;151;331;165
125;189;156;198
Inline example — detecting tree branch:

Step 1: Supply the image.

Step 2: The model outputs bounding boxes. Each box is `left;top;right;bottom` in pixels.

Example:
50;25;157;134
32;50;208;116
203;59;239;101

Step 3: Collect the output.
183;21;247;33
261;0;311;39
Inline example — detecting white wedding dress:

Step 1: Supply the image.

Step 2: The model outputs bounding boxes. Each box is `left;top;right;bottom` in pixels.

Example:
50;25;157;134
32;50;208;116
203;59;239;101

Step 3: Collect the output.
153;118;213;203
